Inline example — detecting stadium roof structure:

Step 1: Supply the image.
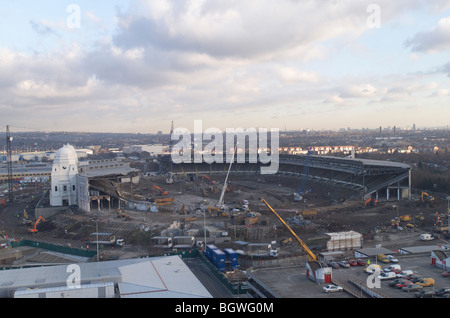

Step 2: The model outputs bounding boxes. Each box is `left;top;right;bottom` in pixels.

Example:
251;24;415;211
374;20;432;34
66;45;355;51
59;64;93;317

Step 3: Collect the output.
163;154;411;201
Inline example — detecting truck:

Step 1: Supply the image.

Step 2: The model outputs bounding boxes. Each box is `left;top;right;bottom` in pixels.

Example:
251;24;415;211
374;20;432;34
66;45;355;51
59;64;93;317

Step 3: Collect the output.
89;233;124;247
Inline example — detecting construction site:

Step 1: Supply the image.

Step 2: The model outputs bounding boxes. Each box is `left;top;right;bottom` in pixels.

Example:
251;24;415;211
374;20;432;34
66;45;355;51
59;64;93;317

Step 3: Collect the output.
1;139;450;298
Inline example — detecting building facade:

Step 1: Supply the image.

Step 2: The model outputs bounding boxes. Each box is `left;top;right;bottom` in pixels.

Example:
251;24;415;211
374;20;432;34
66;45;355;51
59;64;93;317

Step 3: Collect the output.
50;144;79;207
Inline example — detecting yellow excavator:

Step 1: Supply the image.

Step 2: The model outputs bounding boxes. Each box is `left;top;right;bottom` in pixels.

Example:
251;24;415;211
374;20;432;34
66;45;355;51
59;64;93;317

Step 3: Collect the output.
421;192;434;202
260;198;318;261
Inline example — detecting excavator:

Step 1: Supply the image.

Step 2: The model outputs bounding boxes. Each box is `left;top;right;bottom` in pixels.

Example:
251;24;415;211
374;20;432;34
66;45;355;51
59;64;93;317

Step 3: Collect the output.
28;216;46;234
421;192;434;202
152;185;168;196
260;198;318;261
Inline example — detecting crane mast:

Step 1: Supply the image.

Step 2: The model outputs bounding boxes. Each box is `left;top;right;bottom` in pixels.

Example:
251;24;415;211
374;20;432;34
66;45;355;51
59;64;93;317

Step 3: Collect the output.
166;121;174;184
6;126;13;203
217;146;236;209
260;197;318;261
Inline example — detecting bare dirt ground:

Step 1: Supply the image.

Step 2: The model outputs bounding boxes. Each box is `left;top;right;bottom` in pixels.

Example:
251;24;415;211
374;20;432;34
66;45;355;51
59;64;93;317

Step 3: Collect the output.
1;174;448;261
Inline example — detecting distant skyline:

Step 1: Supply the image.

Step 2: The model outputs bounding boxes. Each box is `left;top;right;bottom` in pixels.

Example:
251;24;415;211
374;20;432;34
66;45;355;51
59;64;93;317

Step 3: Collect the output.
1;1;450;133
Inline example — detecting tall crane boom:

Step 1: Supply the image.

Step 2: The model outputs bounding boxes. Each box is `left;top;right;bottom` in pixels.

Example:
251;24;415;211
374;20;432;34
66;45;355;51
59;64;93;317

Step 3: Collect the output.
6;126;13;203
217;146;236;209
260;198;318;261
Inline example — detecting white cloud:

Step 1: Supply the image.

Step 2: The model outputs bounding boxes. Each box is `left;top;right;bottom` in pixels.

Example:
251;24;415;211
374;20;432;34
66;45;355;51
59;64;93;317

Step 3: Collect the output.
405;16;450;53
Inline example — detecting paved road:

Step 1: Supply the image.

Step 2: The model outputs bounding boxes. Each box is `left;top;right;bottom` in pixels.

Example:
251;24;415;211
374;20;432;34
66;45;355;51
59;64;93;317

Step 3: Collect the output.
183;257;242;298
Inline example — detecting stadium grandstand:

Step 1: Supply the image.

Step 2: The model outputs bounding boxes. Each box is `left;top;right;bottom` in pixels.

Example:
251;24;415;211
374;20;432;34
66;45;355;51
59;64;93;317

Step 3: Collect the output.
160;154;411;201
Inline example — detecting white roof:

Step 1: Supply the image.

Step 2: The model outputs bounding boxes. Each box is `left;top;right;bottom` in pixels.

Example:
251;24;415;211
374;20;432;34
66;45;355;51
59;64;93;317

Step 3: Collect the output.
0;255;212;298
118;256;212;298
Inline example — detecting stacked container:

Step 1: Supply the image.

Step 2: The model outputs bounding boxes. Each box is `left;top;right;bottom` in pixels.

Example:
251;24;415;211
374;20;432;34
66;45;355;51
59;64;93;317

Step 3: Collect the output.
224;248;239;270
211;249;226;272
205;244;218;259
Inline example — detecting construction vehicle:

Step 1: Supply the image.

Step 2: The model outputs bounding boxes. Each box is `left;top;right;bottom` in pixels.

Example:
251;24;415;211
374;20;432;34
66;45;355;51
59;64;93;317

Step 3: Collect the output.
365;198;378;207
421;192;434;202
200;175;211;182
117;209;126;218
154;198;175;206
281;238;293;246
152;185;168;196
399;215;412;222
28;216;46;233
208;206;221;216
302;209;318;218
260;198;318;261
22;209;33;226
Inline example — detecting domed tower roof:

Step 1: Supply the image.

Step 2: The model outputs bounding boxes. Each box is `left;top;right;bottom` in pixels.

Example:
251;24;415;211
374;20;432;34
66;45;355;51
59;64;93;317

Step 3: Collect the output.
53;144;78;167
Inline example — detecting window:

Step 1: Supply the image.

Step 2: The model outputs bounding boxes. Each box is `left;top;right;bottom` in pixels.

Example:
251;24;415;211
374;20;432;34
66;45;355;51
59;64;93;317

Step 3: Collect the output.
63;185;67;191
73;185;76;191
55;186;58;192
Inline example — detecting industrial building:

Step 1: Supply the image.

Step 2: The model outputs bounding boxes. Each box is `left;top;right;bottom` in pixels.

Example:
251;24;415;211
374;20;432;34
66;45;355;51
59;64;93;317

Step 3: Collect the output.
0;255;212;298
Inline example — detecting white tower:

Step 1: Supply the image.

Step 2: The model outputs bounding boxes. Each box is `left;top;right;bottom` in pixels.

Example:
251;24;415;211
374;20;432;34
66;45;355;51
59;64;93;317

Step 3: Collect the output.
50;144;79;207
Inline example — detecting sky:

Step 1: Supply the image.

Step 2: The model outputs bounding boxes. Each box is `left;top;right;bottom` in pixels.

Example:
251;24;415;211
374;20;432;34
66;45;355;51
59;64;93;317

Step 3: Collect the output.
1;0;450;133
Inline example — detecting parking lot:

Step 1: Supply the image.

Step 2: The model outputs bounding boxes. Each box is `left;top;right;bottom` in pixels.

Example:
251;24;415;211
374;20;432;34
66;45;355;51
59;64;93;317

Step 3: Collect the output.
331;253;450;298
246;250;450;298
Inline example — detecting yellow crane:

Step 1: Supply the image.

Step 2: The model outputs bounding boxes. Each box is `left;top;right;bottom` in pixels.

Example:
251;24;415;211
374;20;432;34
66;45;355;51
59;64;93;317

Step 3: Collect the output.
260;198;318;261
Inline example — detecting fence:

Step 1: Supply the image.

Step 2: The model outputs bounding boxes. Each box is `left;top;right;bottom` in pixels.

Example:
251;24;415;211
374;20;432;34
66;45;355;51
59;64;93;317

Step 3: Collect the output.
10;240;97;259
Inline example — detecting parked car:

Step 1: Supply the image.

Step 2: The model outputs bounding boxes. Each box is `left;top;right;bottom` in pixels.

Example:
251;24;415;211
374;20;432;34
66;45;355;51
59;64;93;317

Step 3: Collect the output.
435;287;450;297
364;264;382;274
415;290;436;298
384;264;401;272
402;284;423;292
347;259;358;266
390;278;409;287
378;272;397;280
442;271;450;277
395;280;413;289
386;255;399;263
416;278;435;287
323;284;343;293
377;254;390;263
396;270;414;278
327;261;339;269
356;259;366;266
338;261;350;268
403;274;423;282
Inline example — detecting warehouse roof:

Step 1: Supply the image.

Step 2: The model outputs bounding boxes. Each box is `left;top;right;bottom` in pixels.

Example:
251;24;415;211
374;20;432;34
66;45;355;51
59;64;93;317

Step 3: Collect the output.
0;255;212;298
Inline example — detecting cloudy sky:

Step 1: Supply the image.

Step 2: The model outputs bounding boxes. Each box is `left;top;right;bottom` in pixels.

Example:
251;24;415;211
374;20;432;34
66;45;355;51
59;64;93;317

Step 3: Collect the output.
1;0;450;133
